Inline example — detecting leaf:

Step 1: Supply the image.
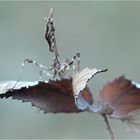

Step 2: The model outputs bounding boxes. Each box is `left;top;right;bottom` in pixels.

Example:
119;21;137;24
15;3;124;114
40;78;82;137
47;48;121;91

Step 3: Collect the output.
98;76;140;132
72;67;107;110
0;78;93;113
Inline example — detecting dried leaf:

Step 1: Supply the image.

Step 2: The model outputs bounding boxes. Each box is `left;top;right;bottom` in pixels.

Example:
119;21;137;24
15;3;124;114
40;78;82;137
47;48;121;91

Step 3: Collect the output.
98;76;140;132
0;78;93;113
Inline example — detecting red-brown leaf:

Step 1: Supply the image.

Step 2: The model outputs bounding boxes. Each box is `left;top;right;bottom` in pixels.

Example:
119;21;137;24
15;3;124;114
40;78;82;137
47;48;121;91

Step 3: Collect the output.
98;76;140;117
0;78;93;113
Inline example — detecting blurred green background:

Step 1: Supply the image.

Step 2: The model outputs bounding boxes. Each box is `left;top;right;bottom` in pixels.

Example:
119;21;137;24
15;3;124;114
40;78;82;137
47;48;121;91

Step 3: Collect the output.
0;1;140;139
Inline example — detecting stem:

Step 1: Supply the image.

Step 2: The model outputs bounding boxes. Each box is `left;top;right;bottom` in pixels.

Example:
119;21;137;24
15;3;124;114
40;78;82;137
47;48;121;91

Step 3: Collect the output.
102;114;115;140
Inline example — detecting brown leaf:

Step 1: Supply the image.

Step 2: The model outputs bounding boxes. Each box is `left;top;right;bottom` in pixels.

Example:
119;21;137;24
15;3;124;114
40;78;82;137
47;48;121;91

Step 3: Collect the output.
0;78;93;113
98;76;140;117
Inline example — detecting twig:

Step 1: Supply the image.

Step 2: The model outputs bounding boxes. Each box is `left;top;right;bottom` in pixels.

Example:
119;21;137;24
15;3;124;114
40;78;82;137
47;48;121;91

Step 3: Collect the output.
101;114;115;140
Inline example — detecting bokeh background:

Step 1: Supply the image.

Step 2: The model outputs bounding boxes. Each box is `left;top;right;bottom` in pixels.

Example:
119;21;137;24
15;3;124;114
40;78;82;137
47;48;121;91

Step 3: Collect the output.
0;1;140;139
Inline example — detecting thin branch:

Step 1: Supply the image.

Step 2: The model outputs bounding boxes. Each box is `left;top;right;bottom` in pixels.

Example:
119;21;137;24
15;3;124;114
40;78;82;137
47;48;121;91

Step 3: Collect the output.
101;114;115;140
